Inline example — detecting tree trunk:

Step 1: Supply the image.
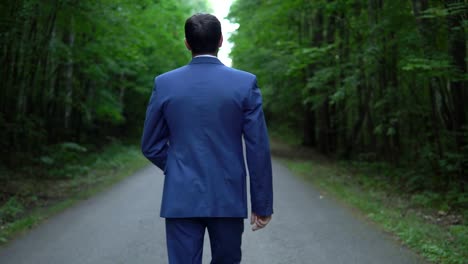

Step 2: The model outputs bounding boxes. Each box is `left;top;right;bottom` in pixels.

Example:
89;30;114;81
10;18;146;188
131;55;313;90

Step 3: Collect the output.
64;23;75;130
411;0;444;159
445;0;467;148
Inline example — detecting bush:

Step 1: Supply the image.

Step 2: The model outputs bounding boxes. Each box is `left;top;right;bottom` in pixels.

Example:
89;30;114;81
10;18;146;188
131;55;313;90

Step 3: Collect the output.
0;197;24;224
38;142;89;178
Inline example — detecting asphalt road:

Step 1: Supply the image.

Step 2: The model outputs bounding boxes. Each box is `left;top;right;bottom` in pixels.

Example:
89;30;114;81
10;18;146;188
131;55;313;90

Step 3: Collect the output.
0;160;426;264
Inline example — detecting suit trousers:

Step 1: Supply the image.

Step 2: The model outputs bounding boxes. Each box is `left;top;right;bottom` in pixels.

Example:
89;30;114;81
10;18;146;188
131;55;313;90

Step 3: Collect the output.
165;217;244;264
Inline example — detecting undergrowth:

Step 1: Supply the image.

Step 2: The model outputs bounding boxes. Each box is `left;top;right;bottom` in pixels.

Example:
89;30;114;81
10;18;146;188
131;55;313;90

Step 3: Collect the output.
0;141;148;245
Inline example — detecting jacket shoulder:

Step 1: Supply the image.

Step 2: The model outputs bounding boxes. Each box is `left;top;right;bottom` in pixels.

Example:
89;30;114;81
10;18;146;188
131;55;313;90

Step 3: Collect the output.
225;67;256;80
154;65;189;83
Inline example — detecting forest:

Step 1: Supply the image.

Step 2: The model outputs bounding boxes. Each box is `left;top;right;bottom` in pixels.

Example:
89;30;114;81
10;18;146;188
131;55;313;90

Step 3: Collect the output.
0;0;466;262
0;0;208;169
229;0;467;203
1;0;465;198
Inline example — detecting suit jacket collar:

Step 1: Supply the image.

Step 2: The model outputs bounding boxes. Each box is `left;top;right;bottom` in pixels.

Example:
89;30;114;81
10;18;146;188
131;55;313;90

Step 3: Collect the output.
189;56;224;65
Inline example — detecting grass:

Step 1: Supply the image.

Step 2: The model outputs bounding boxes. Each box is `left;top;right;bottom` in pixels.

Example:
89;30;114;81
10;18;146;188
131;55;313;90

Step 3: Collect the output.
0;142;149;246
282;158;467;264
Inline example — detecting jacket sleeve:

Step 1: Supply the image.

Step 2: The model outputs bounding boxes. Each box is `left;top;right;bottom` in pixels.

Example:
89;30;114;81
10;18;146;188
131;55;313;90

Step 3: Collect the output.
141;77;169;171
243;77;273;217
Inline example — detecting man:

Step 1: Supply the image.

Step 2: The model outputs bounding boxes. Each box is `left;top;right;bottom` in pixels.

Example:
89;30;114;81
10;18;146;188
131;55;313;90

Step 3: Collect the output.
141;13;273;264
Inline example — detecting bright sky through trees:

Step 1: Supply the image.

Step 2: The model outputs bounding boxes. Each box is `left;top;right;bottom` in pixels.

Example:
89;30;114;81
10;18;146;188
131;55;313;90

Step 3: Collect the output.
209;0;238;66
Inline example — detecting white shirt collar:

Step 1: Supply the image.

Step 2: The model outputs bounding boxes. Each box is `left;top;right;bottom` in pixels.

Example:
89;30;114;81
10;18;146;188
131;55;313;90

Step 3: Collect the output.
194;54;218;59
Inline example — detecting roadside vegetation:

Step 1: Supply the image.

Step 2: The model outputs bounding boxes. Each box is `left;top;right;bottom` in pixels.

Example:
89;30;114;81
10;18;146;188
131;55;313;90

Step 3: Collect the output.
271;137;467;264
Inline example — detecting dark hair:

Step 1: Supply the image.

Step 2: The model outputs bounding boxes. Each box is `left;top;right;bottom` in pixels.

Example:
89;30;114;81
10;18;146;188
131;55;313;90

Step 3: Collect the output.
185;14;221;55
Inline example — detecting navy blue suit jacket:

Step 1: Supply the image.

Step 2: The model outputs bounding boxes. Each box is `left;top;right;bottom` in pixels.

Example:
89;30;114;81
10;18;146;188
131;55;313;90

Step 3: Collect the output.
141;56;273;218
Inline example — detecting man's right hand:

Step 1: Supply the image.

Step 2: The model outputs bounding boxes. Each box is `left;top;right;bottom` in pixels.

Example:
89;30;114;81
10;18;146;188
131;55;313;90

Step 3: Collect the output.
250;212;272;231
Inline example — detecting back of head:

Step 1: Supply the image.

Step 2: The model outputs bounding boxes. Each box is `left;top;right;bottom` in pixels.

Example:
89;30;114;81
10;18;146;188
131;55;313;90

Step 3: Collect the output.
185;14;222;55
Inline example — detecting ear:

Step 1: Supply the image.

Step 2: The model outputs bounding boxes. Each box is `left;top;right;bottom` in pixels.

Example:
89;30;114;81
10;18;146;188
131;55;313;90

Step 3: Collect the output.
218;35;223;48
184;39;192;51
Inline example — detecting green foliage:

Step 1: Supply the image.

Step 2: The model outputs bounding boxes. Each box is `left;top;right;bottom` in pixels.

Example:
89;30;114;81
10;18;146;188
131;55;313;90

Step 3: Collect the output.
0;198;25;224
401;57;454;77
40;142;87;165
38;143;90;178
411;192;445;209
